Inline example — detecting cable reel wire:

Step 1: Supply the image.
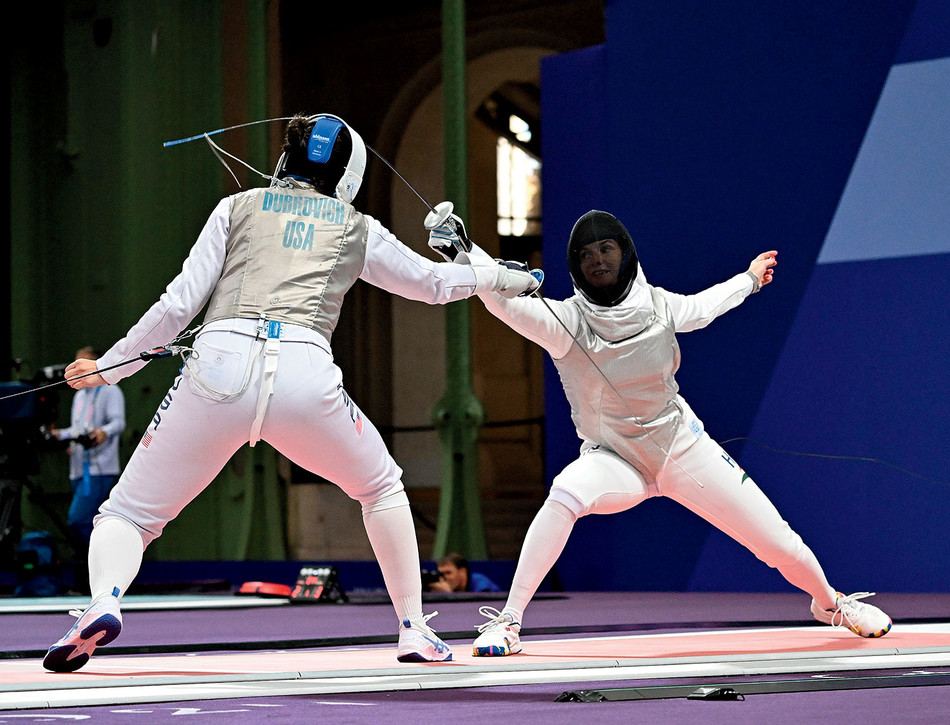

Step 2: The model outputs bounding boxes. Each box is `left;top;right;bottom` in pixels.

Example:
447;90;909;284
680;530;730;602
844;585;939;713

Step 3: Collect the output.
164;118;457;225
164;120;808;490
0;342;196;402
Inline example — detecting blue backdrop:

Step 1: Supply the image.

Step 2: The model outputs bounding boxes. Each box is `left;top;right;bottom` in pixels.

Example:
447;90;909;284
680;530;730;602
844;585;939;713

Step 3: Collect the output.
540;0;949;593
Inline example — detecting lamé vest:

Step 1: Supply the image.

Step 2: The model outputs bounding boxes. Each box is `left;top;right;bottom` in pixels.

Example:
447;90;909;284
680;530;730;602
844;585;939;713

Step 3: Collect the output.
203;184;368;345
552;287;690;479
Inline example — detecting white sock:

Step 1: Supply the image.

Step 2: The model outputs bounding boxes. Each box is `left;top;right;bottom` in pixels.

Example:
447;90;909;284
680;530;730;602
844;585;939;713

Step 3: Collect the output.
361;493;422;622
503;499;578;627
777;545;837;610
88;517;145;602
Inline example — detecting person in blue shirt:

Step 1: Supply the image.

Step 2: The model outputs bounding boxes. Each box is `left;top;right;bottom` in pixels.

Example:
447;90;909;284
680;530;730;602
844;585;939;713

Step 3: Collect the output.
429;552;501;593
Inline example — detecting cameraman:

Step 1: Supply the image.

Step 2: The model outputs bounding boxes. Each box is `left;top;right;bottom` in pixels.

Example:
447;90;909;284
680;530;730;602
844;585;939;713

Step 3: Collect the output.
52;346;125;589
427;553;501;594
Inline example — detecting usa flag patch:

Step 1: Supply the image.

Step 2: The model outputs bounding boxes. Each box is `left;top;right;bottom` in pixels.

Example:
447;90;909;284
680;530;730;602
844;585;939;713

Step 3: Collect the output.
142;432;153;448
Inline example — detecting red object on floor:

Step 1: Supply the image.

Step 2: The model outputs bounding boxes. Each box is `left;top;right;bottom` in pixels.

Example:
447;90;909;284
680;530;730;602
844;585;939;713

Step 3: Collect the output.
236;581;292;598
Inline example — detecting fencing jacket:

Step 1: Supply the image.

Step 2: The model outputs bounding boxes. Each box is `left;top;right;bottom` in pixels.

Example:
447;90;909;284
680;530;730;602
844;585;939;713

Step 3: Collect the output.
94;183;485;385
472;247;755;478
203;186;366;344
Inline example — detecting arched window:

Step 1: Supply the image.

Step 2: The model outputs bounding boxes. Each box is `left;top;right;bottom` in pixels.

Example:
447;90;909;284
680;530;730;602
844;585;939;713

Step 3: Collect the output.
478;82;542;262
497;117;541;238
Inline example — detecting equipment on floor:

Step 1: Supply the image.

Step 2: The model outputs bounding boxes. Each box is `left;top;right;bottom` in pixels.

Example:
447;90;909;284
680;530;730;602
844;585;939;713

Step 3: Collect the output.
289;565;348;604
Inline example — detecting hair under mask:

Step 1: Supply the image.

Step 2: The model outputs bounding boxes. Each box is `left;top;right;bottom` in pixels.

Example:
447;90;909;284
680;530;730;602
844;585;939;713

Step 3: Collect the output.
275;114;366;203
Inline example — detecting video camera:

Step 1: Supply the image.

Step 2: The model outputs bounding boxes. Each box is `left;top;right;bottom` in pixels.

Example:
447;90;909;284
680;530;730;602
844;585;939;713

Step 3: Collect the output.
72;432;99;449
421;569;443;588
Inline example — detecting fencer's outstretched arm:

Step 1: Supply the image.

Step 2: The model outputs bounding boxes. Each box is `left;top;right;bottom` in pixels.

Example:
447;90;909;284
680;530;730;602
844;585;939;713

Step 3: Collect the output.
360;217;537;302
748;250;778;290
454;241;578;359
660;251;778;332
74;197;231;388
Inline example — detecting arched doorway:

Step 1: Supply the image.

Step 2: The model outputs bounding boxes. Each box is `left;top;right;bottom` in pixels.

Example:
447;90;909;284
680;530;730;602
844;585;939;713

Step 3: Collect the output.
381;46;557;558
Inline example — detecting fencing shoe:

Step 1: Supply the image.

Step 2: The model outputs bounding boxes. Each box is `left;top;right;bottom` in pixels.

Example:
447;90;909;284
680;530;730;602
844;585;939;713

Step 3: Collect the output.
811;591;892;638
43;588;123;672
472;605;522;656
396;611;453;662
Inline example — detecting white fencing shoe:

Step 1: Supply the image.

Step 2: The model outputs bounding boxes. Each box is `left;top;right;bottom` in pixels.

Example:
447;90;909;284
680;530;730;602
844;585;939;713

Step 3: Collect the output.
811;591;892;638
396;611;453;662
43;588;123;672
472;605;522;656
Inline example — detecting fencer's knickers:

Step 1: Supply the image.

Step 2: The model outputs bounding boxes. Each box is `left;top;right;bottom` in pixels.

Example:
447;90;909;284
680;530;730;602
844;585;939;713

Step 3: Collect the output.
96;317;403;546
549;424;810;571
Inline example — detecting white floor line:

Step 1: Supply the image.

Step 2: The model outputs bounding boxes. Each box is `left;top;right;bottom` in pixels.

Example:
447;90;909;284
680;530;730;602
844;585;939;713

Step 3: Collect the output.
0;595;287;614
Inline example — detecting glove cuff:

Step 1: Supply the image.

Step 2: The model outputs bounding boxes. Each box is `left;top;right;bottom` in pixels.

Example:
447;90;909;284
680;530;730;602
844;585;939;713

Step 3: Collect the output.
472;264;501;294
745;270;761;294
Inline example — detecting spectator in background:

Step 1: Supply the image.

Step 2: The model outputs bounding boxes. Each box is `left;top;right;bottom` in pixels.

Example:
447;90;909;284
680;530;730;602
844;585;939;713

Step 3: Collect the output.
428;552;502;593
53;345;125;592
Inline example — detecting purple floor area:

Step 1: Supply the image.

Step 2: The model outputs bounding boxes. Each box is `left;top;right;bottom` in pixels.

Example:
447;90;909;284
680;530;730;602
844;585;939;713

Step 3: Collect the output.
9;681;950;724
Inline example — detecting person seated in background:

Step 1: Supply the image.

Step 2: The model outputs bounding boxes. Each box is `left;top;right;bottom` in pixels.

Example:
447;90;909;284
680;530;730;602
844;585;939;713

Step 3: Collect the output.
427;552;502;593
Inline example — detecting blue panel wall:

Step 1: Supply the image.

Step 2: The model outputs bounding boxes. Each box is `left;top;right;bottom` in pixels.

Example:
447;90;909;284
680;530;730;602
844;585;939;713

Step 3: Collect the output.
541;0;948;592
540;44;608;486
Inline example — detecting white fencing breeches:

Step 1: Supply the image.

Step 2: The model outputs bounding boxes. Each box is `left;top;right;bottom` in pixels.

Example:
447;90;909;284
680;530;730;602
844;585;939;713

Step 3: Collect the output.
535;427;836;607
97;328;403;546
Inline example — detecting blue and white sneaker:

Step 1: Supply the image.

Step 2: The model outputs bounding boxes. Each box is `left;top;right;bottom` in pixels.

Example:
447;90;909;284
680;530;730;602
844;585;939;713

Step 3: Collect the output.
472;606;522;656
811;591;892;638
396;611;453;662
43;589;123;672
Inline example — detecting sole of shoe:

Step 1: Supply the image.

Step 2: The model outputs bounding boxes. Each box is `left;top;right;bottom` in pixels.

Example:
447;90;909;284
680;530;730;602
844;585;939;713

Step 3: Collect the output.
473;642;522;657
853;620;893;638
396;651;453;663
42;613;122;673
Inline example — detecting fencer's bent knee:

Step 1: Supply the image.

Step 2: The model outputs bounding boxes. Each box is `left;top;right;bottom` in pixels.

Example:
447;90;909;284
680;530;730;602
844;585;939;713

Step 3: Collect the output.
547;487;587;519
95;502;164;547
550;447;651;516
92;514;149;550
360;487;409;514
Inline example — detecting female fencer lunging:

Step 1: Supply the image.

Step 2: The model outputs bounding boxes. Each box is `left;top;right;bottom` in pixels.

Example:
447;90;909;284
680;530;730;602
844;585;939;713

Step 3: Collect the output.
428;208;891;656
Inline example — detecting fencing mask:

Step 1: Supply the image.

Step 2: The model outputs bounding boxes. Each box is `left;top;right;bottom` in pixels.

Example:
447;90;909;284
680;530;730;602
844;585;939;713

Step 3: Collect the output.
567;210;639;307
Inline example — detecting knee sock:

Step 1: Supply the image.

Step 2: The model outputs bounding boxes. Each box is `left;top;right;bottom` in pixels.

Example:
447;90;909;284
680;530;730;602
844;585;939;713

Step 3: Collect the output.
503;499;578;626
361;491;422;622
88;517;145;602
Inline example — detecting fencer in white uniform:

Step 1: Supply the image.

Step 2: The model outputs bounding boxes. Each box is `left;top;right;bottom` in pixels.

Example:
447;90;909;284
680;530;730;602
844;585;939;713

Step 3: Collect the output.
42;114;539;672
428;209;892;657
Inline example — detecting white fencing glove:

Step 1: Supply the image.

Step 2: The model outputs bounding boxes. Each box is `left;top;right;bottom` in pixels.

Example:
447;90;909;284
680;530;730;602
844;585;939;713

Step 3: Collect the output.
474;260;543;298
425;201;473;262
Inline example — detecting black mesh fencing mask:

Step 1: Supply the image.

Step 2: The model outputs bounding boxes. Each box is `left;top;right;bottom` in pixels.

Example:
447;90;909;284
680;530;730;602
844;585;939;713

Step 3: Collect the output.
567;210;639;307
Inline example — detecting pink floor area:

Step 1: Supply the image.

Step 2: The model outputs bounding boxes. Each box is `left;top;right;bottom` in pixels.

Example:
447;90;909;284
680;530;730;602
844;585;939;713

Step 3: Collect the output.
3;624;949;691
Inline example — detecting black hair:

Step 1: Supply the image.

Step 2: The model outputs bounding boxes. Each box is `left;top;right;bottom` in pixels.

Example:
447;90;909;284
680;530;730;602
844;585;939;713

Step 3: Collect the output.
437;552;470;571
